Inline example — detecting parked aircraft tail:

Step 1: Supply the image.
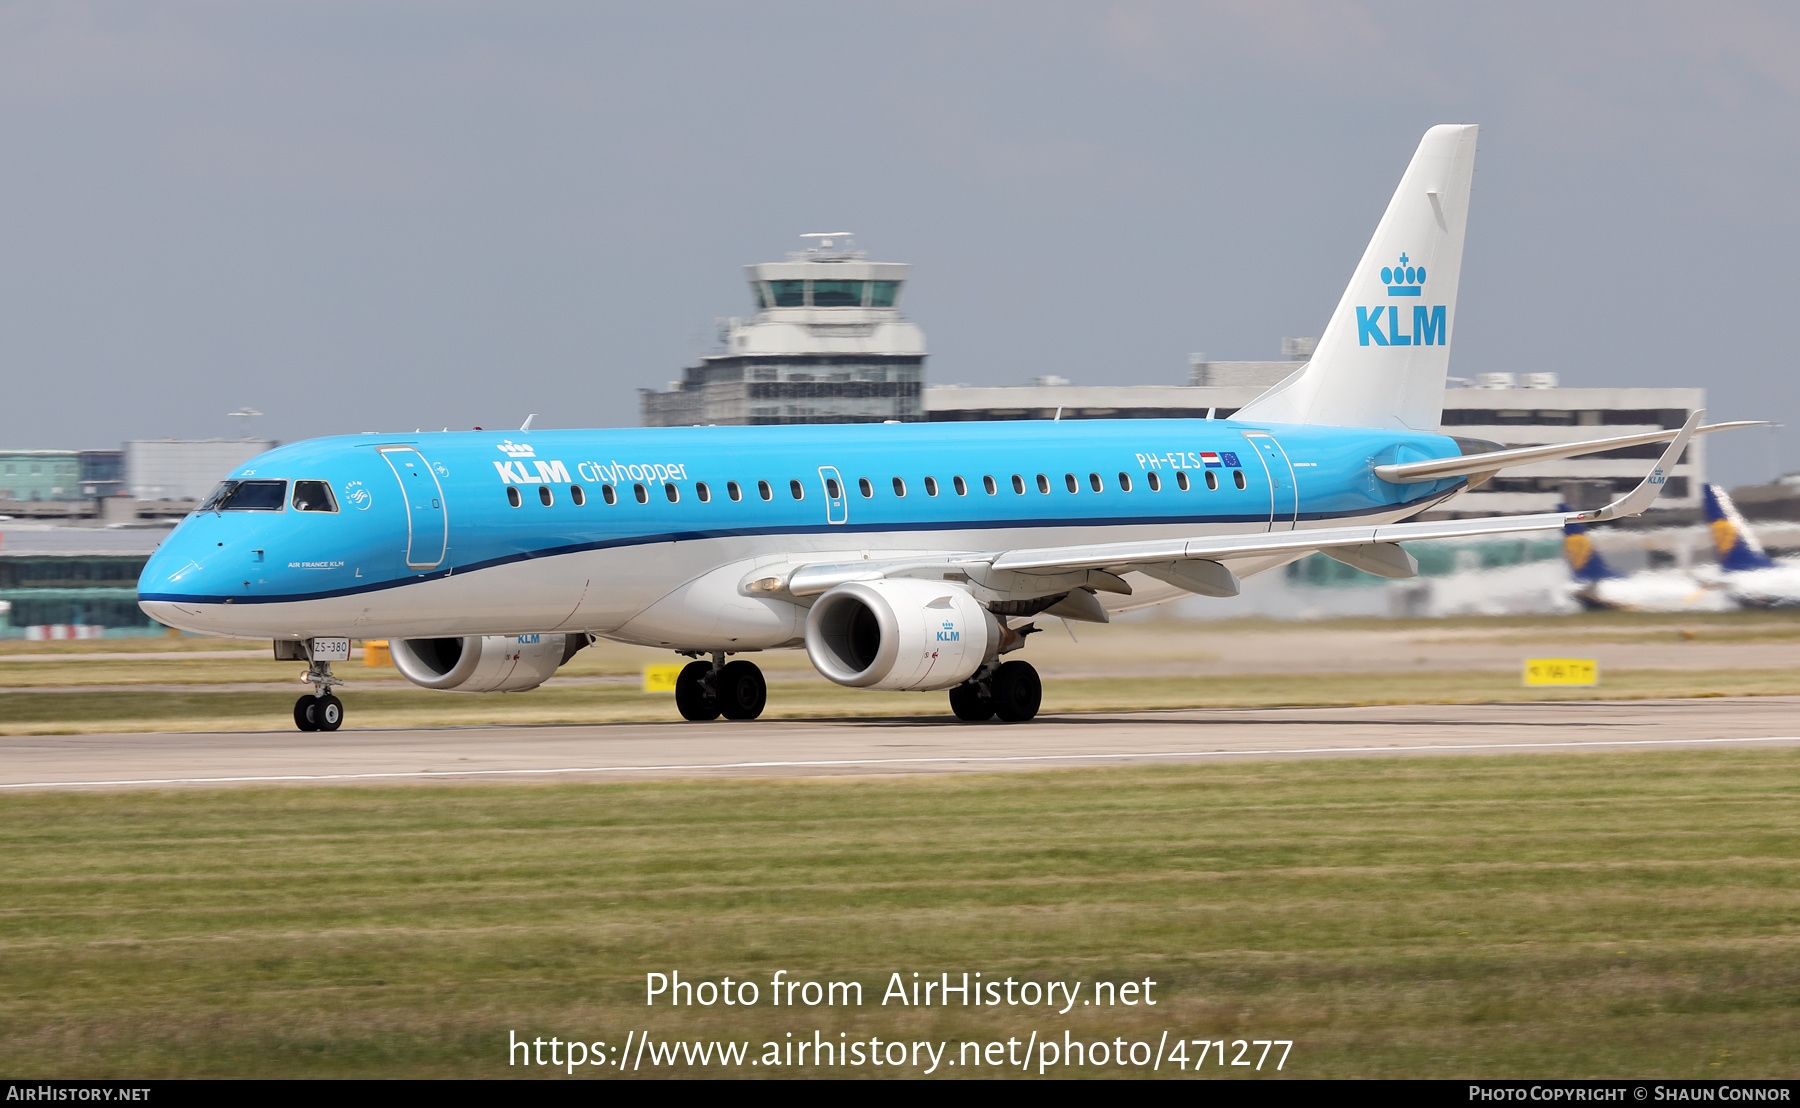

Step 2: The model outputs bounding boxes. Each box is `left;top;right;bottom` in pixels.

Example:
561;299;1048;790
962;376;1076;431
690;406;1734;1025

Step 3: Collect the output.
1560;508;1625;584
1236;124;1479;432
1702;483;1778;572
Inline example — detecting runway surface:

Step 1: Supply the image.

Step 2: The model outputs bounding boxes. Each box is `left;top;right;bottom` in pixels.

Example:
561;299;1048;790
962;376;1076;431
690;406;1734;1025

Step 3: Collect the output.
4;696;1798;791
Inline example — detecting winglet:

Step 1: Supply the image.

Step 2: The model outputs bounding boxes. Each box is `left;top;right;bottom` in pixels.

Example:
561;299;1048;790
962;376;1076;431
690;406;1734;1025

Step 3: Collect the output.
1575;409;1702;523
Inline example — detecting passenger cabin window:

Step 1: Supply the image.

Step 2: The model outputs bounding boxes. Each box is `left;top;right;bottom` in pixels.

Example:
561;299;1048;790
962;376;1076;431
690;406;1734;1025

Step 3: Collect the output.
859;478;873;498
953;476;967;496
1233;470;1247;490
1011;475;1025;494
924;476;938;496
1176;471;1190;491
696;482;711;503
1065;474;1078;493
790;479;804;500
892;477;906;497
210;480;287;511
983;476;997;495
1204;471;1218;491
758;480;773;501
1118;473;1133;492
292;481;338;512
1036;474;1050;494
634;483;648;504
539;486;553;506
727;481;742;502
1089;473;1103;492
602;484;618;504
824;477;841;499
1146;472;1161;492
571;485;586;506
507;486;522;508
665;482;679;503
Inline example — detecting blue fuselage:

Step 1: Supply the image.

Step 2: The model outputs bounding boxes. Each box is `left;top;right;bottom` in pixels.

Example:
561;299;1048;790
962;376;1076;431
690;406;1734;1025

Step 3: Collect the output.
137;418;1465;644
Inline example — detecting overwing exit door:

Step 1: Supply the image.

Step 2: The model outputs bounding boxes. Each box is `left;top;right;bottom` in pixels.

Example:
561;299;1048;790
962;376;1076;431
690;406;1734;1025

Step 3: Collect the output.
1240;432;1298;532
380;447;448;567
818;466;848;525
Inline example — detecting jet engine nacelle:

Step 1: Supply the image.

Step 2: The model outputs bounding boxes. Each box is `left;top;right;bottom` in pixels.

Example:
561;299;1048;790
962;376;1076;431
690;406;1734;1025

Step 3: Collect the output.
804;579;1000;691
390;633;582;693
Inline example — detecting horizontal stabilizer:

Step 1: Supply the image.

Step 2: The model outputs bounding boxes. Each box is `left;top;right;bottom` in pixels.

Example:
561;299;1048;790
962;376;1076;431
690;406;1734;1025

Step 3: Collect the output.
1375;421;1763;484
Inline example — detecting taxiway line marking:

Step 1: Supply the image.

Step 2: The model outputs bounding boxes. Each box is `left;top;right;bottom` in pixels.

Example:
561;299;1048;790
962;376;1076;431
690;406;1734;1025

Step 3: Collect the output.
2;734;1797;790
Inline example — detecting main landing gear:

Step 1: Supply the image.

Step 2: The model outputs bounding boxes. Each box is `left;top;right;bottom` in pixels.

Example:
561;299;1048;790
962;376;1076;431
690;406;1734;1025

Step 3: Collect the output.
293;657;345;732
675;653;767;722
949;660;1042;723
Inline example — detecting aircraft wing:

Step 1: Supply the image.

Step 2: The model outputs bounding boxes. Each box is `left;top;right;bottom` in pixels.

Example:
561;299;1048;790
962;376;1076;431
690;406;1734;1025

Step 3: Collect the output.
783;411;1702;598
1374;418;1762;484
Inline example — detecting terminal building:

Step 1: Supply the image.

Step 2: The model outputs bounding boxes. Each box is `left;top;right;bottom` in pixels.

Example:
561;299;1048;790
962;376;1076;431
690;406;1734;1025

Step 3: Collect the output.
925;363;1706;517
640;234;926;426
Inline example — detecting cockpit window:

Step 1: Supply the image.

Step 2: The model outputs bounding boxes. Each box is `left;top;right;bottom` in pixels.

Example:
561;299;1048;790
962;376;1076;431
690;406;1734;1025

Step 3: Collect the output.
198;481;236;512
210;479;287;511
292;480;338;513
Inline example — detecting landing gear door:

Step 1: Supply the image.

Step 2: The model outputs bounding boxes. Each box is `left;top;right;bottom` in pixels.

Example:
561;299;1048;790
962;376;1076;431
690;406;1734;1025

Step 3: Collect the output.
1241;432;1298;532
818;466;848;525
380;446;448;568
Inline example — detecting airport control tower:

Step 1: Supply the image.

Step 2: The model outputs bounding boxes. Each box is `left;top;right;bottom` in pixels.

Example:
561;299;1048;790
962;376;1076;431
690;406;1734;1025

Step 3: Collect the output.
639;234;927;425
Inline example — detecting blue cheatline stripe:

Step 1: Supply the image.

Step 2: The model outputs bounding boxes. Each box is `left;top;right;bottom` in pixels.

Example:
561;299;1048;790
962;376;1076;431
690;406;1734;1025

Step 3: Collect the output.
138;486;1460;607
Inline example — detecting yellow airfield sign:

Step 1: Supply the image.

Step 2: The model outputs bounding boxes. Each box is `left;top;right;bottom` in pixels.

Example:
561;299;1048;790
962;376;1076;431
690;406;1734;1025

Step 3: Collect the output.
1523;658;1599;687
643;663;686;693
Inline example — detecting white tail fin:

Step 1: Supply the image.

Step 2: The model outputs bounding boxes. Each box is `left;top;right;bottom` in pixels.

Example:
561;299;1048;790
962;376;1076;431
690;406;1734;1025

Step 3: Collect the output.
1236;124;1479;431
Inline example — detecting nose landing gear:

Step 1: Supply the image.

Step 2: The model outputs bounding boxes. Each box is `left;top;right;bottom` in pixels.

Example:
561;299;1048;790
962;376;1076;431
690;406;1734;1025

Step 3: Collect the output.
293;658;346;732
674;652;767;721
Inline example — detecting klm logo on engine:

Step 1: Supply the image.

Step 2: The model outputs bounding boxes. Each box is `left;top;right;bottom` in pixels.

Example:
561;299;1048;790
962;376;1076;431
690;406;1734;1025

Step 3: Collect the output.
936;619;960;643
1356;253;1447;347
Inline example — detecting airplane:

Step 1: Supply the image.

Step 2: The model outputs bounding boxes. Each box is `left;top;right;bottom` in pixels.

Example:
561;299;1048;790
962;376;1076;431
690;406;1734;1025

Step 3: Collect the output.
1560;512;1735;612
136;124;1759;732
1695;483;1800;608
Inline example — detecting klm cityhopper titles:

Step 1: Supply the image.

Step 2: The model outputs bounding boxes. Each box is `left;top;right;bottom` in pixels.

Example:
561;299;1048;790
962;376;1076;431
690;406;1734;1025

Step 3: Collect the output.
137;124;1751;731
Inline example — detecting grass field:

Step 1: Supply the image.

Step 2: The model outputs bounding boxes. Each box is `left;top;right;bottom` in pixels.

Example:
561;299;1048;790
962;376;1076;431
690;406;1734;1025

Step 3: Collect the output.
3;750;1798;1078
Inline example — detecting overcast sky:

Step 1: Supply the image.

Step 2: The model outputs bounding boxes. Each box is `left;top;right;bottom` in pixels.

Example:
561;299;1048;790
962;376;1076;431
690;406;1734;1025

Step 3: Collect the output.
1;1;1795;485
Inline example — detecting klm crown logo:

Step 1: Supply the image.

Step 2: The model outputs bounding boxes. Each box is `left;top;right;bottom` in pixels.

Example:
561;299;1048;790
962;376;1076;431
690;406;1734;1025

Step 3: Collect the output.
1381;253;1426;296
496;440;536;458
1356;250;1447;348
